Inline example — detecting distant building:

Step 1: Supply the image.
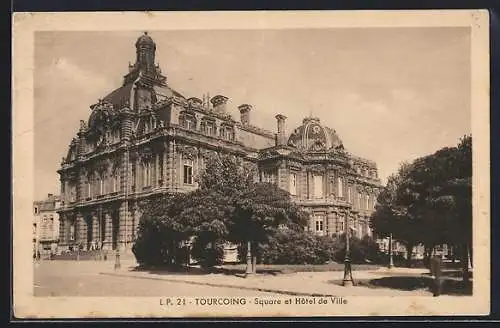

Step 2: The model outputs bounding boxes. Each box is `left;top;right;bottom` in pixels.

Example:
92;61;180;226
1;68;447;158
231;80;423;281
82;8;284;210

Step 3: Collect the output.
33;194;61;258
56;33;382;253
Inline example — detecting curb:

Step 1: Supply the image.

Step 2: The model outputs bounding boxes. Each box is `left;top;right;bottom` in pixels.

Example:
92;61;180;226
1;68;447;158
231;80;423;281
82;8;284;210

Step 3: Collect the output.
99;271;336;297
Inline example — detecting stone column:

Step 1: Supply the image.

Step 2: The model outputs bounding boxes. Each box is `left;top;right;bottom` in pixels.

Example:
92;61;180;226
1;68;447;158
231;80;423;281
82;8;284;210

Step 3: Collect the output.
58;214;66;244
164;142;171;189
119;201;132;252
307;171;312;199
92;214;99;245
327;212;335;236
103;212;113;250
76;214;87;246
155;153;160;187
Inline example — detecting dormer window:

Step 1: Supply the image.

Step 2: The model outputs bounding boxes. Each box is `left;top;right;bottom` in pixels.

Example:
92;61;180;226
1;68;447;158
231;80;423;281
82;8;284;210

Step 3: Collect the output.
179;112;197;131
220;125;234;141
201;120;216;136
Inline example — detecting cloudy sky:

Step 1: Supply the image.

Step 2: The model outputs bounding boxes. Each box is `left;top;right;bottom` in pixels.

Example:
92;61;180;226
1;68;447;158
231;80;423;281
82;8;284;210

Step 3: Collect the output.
34;28;471;200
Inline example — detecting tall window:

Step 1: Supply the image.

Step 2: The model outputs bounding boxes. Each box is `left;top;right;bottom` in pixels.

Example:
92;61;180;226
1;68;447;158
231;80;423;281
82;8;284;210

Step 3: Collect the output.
365;194;370;210
97;175;104;195
69;223;75;241
358;193;362;209
87;178;92;199
112;173;119;192
113;129;120;143
183;159;193;185
289;172;297;195
34;206;38;215
206;123;214;135
347;185;351;203
337;177;343;198
70;185;76;202
313;175;323;198
143;161;152;187
314;216;324;236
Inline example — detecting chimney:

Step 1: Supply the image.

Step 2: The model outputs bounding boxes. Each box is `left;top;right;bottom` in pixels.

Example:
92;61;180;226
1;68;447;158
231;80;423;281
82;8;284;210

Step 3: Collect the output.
238;104;252;126
275;114;287;146
48;193;53;198
210;95;229;114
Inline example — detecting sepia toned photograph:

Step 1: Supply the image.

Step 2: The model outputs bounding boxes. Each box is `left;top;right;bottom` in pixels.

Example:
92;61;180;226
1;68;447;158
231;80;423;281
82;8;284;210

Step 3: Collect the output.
12;10;490;318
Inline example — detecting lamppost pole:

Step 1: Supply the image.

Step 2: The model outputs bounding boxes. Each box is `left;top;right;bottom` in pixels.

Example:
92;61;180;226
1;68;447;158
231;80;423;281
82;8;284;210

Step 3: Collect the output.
245;240;253;276
342;213;353;287
388;233;394;269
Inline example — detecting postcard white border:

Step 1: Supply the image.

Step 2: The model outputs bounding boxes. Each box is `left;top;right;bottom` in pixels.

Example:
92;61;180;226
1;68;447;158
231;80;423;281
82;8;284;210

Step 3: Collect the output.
12;10;490;318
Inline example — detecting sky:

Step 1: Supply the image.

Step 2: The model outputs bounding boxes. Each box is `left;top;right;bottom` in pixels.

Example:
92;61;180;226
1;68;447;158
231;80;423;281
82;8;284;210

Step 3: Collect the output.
33;28;471;200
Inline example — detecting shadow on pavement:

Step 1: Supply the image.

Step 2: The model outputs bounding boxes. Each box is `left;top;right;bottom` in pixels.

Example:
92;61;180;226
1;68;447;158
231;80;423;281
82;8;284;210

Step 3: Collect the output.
328;275;472;296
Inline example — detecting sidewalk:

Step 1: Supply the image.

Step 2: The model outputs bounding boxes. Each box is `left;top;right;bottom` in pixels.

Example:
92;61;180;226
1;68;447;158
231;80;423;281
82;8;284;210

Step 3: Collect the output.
100;263;433;297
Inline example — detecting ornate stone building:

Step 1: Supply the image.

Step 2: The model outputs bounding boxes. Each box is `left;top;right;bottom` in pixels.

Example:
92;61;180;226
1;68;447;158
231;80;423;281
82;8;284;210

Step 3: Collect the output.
57;33;382;252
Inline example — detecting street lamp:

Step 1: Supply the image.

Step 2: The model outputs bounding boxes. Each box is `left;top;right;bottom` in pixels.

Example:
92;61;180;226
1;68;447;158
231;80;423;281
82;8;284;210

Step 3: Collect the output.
342;214;353;287
245;241;253;276
388;233;394;269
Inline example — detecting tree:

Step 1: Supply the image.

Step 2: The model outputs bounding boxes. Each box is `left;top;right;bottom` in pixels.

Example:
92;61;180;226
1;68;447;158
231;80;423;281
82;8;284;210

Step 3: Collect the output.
132;193;190;267
230;181;308;272
370;162;420;266
371;135;472;279
195;154;307;273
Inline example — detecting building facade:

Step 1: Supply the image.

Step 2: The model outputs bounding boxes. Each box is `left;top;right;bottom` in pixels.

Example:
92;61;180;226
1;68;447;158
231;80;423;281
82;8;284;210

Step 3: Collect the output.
33;194;61;257
57;33;382;252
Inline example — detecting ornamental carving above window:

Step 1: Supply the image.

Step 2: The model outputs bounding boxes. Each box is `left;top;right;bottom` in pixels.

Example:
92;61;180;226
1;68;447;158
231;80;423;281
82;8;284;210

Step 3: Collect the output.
177;145;198;160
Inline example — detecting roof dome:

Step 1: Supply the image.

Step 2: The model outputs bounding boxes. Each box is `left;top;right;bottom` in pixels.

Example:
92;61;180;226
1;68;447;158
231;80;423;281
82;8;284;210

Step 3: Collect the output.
287;117;344;152
135;32;156;48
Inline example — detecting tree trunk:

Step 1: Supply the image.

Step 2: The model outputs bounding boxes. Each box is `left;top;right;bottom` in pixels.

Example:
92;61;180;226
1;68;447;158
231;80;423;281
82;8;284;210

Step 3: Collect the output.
406;243;414;267
424;246;432;269
461;243;469;283
251;241;257;274
451;245;456;264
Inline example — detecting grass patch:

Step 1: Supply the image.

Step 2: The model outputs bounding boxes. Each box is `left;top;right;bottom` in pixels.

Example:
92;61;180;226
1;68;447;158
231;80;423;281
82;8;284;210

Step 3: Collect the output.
220;262;380;274
335;276;473;296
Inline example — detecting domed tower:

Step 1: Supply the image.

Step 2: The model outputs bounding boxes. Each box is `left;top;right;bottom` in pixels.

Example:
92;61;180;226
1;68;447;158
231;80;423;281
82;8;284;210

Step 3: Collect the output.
135;31;156;74
287;116;344;151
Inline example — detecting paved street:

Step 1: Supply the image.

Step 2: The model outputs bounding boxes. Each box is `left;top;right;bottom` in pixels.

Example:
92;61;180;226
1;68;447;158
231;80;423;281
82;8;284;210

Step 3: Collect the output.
34;260;471;297
34;261;281;297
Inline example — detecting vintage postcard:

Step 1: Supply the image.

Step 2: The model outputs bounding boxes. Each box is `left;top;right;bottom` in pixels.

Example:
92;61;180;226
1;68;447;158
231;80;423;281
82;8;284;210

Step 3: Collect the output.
12;10;490;318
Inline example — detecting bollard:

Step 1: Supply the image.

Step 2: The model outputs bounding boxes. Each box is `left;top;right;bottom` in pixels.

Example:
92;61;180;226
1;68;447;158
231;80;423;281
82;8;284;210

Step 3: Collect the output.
430;256;442;297
114;249;121;270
